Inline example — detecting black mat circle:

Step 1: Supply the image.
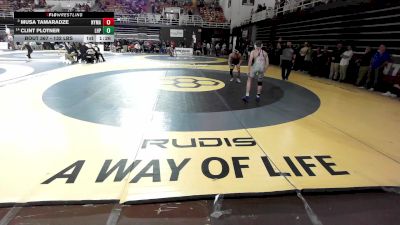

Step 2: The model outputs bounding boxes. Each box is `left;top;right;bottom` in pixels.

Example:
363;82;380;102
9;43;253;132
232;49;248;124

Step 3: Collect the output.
43;68;321;131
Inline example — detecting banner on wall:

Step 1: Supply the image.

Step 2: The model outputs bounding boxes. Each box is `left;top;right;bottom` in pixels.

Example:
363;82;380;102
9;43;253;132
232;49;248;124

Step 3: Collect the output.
170;29;184;38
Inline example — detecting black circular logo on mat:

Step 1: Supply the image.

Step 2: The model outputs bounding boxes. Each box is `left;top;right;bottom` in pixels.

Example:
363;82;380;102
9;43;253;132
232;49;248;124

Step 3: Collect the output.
160;76;225;92
42;68;320;131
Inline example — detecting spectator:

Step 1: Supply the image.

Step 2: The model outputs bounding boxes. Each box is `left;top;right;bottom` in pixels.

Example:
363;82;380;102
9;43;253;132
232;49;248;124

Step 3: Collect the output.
355;47;373;87
65;42;78;64
166;41;170;52
366;44;391;91
266;42;274;57
280;41;296;80
319;46;330;77
134;42;141;53
128;43;135;53
194;42;202;55
215;43;221;57
272;37;282;65
222;43;227;55
116;41;122;53
329;43;345;80
310;47;321;76
76;43;86;62
7;33;15;50
339;45;354;82
304;43;313;72
85;44;97;63
297;42;309;71
94;44;105;62
202;42;207;55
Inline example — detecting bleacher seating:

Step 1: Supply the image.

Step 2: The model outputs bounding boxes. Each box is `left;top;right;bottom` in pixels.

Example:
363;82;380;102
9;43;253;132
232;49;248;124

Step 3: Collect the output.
255;1;400;54
5;0;33;11
199;5;225;23
150;0;193;13
99;0;146;14
2;0;94;12
2;0;227;23
115;25;160;40
197;0;226;23
0;0;229;34
0;0;13;12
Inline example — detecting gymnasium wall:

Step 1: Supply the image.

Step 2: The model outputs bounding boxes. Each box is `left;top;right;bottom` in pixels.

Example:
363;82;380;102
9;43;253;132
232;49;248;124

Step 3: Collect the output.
249;1;400;79
159;26;200;47
254;2;400;54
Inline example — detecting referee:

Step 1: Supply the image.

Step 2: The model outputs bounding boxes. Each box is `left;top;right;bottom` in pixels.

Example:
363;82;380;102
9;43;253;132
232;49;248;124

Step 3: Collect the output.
280;41;296;80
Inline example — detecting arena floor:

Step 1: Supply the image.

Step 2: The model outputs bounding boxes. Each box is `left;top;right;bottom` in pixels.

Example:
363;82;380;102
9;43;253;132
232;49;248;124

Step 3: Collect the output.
0;51;400;224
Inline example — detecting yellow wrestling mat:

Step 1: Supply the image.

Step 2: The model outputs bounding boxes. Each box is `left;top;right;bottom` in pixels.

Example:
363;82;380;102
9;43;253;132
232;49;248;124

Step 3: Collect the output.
0;54;399;205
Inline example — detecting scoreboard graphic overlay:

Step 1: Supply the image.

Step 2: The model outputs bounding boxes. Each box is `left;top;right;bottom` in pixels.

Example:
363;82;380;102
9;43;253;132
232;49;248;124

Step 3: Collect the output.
14;12;114;43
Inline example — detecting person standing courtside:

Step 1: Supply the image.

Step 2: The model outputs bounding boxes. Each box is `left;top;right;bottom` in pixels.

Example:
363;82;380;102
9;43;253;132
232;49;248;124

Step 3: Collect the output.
94;44;105;62
65;42;78;64
366;44;391;91
329;43;345;80
202;42;207;55
339;45;353;82
242;41;269;103
228;49;242;83
355;47;373;87
298;42;309;71
280;41;296;80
